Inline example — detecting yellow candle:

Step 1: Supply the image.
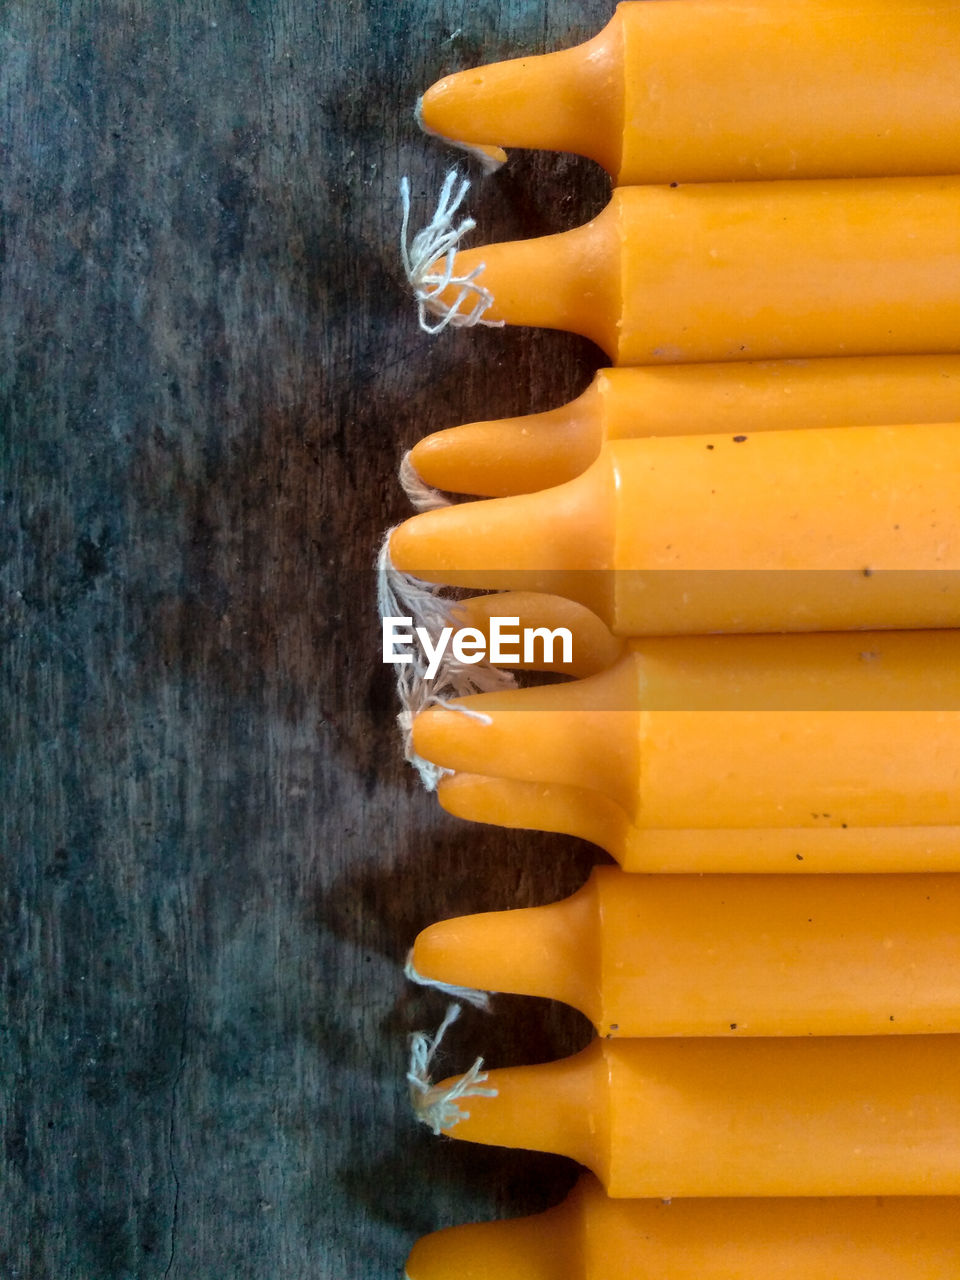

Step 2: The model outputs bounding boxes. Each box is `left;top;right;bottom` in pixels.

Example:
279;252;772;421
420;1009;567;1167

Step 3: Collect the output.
414;634;960;832
419;2;960;184
437;771;960;873
410;355;960;498
413;868;960;1037
390;427;960;634
432;610;960;870
422;180;960;365
430;1036;960;1196
407;1174;960;1280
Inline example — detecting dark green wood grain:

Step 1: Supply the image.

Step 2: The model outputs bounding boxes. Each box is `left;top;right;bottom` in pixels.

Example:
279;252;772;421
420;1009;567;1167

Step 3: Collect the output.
2;1;613;1275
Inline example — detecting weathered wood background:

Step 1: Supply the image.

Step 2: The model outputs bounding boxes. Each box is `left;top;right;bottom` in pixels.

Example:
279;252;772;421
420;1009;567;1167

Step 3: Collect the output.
2;1;615;1275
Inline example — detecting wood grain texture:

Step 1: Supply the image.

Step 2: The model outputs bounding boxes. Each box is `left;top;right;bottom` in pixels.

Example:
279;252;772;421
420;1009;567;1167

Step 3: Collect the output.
1;1;614;1275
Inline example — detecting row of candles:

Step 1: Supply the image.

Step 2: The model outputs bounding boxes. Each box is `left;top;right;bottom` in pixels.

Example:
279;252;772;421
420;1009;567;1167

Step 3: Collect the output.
395;4;960;1275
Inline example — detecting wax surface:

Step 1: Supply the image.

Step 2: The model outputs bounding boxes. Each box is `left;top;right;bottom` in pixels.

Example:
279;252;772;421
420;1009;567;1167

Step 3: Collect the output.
410;355;960;498
413;868;960;1037
435;180;960;365
453;591;625;678
439;771;960;872
419;2;960;184
439;1036;960;1196
413;634;960;832
390;427;960;633
406;1174;960;1280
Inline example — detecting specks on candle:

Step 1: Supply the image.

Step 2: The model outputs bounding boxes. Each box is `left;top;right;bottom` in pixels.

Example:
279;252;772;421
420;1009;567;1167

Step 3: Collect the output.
795;853;804;861
862;567;873;577
729;1022;738;1030
706;443;714;450
732;435;747;443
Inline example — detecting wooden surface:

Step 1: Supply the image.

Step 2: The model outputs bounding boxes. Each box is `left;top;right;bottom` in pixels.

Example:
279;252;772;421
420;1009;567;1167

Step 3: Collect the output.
2;2;616;1276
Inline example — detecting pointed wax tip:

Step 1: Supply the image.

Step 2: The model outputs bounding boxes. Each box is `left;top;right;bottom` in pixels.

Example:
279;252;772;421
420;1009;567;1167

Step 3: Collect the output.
417;89;508;171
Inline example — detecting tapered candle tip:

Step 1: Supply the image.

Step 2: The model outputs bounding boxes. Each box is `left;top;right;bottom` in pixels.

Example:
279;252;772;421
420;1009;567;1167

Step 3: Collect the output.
414;887;600;1022
409;380;604;499
405;948;492;1011
388;505;471;579
388;501;515;584
415;94;508;172
418;15;624;178
399;450;452;513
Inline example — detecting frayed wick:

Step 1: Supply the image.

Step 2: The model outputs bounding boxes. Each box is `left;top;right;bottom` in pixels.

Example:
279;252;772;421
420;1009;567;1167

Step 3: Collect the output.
400;170;504;334
414;96;508;175
408;1003;498;1135
377;530;515;791
405;950;492;1012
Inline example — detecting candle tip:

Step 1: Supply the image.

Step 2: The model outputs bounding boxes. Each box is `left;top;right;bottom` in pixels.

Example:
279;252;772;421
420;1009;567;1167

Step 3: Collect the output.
399;450;452;513
405;948;493;1011
415;95;508;173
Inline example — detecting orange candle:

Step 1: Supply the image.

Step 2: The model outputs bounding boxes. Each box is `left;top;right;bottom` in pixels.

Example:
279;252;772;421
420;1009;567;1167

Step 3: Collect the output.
414;634;960;832
412;868;960;1037
439;605;960;862
390;427;960;634
437;771;960;873
407;1174;960;1280
421;180;960;364
410;355;960;498
428;1035;960;1196
419;2;960;185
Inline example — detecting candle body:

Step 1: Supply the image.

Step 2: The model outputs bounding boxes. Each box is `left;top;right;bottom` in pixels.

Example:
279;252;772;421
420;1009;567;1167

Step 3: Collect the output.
610;427;960;632
635;709;960;828
437;181;960;365
411;355;960;498
406;1174;960;1280
442;1036;960;1197
390;427;960;633
420;1;960;184
412;868;960;1037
